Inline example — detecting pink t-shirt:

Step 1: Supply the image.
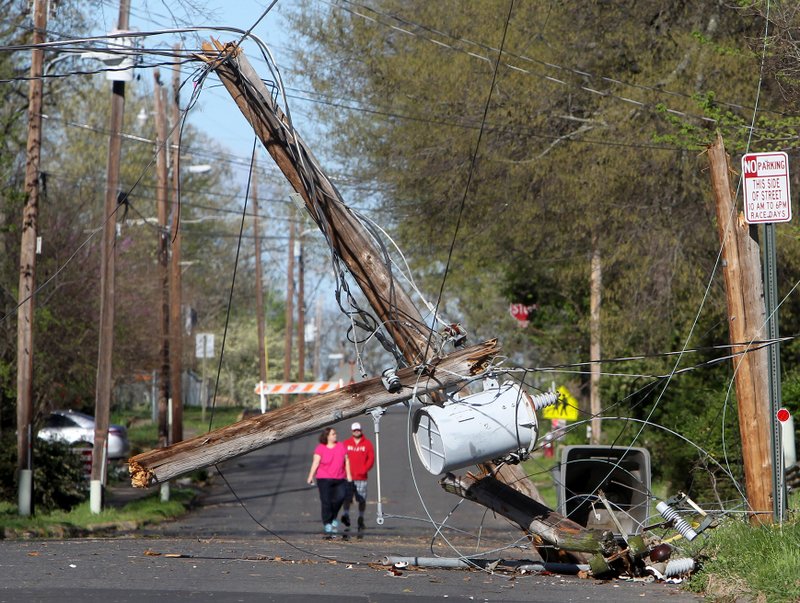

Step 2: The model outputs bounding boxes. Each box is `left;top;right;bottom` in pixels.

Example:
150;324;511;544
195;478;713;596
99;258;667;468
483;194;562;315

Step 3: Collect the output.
313;442;347;479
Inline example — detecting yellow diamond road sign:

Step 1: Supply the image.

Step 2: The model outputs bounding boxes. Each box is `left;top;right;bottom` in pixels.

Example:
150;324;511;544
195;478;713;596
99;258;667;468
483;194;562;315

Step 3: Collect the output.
541;386;579;421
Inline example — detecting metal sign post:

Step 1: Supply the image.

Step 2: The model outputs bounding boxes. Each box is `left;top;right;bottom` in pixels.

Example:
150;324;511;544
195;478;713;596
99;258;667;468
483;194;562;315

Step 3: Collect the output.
763;223;785;523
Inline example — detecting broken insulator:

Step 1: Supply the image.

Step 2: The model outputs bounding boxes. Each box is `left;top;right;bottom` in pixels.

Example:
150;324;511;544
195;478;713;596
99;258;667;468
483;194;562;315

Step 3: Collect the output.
664;557;695;577
656;501;698;541
381;368;402;393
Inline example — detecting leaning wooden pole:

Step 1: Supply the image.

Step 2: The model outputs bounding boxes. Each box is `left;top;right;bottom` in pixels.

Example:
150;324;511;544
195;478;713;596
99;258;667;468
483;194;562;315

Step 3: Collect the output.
130;340;500;487
197;41;431;365
707;132;773;524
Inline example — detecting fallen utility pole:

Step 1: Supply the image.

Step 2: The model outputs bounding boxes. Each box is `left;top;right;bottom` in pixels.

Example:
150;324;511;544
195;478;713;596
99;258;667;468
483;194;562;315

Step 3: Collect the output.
194;40;541;503
707;133;772;524
440;473;607;555
130;339;500;487
185;39;580;555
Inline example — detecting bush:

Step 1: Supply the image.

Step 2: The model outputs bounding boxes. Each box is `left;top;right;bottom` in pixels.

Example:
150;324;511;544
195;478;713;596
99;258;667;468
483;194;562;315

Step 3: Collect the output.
0;432;88;513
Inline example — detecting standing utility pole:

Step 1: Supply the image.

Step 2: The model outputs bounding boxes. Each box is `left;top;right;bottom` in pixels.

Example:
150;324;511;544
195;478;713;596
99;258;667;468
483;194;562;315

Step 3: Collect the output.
283;216;295;382
168;46;183;444
153;70;170;448
296;235;305;382
313;298;322;380
252;155;267;391
708;133;773;524
16;0;48;516
589;238;602;444
91;0;130;514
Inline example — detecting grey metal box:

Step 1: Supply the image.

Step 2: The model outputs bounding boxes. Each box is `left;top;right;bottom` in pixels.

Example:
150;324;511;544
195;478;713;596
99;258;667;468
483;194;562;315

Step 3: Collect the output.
554;445;651;535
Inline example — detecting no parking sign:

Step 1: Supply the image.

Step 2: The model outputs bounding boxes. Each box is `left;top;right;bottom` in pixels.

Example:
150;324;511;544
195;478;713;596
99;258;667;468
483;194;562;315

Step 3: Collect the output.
741;152;792;224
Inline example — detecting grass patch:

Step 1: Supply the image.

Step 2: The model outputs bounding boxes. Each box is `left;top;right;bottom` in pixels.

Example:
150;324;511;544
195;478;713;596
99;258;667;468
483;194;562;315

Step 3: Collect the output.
687;515;800;603
0;488;196;537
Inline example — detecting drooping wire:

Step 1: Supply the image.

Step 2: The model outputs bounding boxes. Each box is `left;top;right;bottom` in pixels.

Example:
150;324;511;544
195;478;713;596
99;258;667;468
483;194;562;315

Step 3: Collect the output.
395;2;519;573
422;0;515;366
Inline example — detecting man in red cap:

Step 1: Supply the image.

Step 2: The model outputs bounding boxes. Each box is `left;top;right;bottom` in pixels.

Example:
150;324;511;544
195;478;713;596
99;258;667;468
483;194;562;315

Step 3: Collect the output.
341;421;375;536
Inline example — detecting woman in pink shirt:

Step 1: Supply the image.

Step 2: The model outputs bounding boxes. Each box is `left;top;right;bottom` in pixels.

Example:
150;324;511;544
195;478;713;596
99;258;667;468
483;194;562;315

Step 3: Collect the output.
307;427;352;538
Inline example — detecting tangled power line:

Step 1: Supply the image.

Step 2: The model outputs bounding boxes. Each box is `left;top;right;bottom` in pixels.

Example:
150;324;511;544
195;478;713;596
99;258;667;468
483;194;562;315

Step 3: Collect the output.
1;0;794;570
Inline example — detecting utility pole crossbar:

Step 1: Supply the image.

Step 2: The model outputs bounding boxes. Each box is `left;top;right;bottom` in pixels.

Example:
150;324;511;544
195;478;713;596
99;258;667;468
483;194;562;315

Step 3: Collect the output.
129;339;500;487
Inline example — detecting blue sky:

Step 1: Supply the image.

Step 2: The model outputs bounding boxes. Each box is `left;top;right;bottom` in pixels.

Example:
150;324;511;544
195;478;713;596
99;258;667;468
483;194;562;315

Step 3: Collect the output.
92;1;320;188
85;2;391;374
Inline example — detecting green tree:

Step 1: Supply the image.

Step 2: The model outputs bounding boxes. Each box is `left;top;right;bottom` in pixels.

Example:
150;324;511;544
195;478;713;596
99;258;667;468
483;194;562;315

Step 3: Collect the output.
287;0;800;499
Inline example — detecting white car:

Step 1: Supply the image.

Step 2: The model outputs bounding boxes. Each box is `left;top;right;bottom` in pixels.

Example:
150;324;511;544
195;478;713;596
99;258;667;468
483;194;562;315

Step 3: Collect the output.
38;410;130;459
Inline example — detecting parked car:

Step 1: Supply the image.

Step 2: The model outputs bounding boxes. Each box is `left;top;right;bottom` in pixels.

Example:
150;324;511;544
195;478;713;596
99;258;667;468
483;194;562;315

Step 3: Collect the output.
37;410;130;459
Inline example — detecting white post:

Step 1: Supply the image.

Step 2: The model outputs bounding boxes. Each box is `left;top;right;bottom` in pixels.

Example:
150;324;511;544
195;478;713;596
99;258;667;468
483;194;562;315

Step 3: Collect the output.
201;340;207;422
18;424;33;516
89;436;108;514
90;480;103;514
161;397;172;502
151;369;157;422
18;469;32;516
783;414;797;467
260;382;267;414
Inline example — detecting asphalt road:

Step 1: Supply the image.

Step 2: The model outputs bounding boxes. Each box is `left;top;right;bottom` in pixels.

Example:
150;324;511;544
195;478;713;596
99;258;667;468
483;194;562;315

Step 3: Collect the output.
0;406;702;602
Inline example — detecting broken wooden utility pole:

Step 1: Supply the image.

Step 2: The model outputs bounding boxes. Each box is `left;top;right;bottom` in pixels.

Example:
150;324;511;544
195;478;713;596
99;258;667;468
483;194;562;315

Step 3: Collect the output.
197;41;433;365
440;473;607;556
194;39;543;505
130;339;500;487
16;0;48;517
707;132;772;524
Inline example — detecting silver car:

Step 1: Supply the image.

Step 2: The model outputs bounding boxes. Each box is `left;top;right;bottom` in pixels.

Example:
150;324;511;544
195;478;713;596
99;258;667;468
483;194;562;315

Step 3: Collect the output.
38;410;130;459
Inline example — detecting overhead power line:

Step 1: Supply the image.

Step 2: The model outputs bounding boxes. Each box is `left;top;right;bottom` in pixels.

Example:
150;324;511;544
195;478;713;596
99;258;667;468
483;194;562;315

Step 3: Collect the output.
332;0;788;119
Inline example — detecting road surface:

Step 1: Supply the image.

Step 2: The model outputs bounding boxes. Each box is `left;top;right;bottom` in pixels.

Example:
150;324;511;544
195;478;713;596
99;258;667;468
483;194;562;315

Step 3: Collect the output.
0;405;702;602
